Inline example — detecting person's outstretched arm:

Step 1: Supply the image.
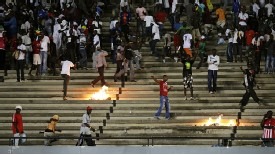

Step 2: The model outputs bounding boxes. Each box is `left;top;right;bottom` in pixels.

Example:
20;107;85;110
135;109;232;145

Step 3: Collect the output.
151;76;160;84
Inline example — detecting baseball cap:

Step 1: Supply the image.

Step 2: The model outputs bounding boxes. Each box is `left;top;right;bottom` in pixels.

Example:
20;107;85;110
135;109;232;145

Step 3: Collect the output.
87;106;92;110
15;105;22;110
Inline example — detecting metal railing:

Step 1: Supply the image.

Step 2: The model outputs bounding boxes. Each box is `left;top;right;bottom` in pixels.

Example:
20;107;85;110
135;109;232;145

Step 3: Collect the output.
0;136;271;146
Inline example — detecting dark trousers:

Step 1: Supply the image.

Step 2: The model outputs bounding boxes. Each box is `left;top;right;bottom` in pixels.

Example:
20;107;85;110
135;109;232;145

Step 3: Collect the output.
92;66;105;86
208;70;217;92
149;39;159;55
61;74;70;97
255;52;261;74
233;43;243;62
76;134;95;146
0;50;5;70
16;60;25;82
67;43;76;63
240;87;260;106
227;42;233;62
121;24;129;42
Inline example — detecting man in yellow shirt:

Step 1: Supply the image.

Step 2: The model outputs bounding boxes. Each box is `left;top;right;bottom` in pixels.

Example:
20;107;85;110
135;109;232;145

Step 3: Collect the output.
216;5;226;31
44;115;62;146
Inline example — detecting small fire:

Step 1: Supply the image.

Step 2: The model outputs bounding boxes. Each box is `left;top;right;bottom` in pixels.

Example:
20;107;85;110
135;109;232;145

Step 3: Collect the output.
204;114;236;126
91;85;110;100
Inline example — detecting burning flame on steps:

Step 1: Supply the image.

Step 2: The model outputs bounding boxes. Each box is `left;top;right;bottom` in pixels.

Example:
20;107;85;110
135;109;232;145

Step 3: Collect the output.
91;85;110;100
204;114;236;126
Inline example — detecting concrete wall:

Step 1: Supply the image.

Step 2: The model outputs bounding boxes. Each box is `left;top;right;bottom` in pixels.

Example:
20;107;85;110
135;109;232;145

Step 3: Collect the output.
1;146;275;154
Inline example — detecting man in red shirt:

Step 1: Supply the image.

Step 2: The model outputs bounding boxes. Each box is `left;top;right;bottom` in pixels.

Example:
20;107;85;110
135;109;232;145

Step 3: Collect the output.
261;110;275;147
12;105;25;146
29;35;42;76
151;75;173;120
245;26;255;49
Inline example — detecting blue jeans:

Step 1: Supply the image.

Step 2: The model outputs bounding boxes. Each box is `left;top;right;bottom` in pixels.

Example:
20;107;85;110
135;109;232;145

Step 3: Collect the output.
208;70;217;92
79;48;87;68
40;51;48;74
155;96;170;119
265;54;275;73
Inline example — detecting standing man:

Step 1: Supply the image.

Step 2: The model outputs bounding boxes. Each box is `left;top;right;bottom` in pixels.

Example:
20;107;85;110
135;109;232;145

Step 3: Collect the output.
60;57;75;100
207;49;219;94
151;75;173;120
12;105;26;146
239;62;265;110
91;47;108;87
76;106;96;146
16;38;26;82
261;110;275;147
40;32;50;76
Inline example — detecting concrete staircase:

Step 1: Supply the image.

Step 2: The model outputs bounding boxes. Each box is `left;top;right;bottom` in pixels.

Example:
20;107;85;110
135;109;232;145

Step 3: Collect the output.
0;2;275;146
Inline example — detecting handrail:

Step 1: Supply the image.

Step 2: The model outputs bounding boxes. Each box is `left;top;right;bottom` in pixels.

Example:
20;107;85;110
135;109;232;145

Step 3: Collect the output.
0;136;272;146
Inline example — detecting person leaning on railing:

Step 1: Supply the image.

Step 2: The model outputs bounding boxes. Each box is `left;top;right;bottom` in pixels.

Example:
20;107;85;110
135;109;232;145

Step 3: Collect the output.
261;111;275;147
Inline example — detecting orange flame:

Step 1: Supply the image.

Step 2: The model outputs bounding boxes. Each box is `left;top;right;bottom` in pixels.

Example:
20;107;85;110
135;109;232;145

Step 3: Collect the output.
204;114;236;126
91;85;110;100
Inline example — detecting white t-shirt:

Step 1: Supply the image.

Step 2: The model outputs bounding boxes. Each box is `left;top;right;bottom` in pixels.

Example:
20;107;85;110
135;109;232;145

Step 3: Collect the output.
93;35;100;48
251;36;265;46
265;3;274;17
253;3;260;17
144;16;154;27
172;0;178;13
238;12;248;26
66;29;78;43
233;30;244;43
183;34;192;48
21;34;32;45
61;60;74;76
136;7;146;20
152;23;160;40
110;20;118;30
17;44;26;60
82;113;90;125
92;21;102;34
207;55;220;70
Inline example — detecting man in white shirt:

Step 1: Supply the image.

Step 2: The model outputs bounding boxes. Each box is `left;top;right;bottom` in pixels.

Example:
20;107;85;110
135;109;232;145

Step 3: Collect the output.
16;38;26;82
136;5;147;37
53;19;63;56
93;30;100;51
149;22;160;56
238;7;249;28
144;14;154;40
207;49;220;94
66;24;78;63
183;32;193;57
91;46;108;87
40;32;50;75
21;32;32;68
76;106;96;146
60;57;75;100
233;28;244;62
265;2;274;17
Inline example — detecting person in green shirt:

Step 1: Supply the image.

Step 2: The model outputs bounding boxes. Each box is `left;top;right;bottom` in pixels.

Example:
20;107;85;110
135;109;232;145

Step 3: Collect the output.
196;35;207;69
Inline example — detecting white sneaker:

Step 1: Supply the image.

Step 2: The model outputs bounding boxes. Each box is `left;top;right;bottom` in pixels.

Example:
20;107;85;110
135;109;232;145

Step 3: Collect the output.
190;97;194;100
163;59;166;63
209;91;213;94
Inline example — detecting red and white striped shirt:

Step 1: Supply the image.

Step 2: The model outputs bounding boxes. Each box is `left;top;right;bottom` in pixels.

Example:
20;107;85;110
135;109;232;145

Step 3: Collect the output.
262;118;275;139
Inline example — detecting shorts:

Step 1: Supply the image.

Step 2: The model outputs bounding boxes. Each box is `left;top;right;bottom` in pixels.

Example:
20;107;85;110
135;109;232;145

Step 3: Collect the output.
33;54;41;65
183;48;193;57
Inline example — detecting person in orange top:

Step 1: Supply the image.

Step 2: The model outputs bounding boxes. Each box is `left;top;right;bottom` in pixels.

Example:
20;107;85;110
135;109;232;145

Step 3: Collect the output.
44;115;62;146
215;5;226;31
245;26;255;49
